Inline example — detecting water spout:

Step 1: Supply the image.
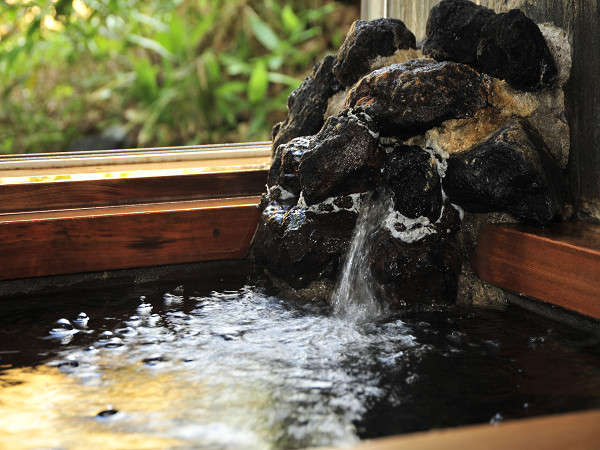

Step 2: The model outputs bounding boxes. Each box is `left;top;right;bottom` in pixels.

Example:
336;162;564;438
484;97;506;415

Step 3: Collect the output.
330;192;389;320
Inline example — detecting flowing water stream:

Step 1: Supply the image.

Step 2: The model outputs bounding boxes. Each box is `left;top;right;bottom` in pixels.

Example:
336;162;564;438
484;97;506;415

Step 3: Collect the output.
331;193;389;320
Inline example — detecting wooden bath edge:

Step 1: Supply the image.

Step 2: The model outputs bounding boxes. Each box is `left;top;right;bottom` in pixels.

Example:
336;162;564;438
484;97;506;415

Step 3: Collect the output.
0;196;262;281
472;222;600;320
316;408;600;450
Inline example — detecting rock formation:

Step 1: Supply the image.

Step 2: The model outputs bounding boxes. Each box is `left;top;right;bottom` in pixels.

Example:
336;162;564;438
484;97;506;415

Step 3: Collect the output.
422;0;557;91
252;0;570;308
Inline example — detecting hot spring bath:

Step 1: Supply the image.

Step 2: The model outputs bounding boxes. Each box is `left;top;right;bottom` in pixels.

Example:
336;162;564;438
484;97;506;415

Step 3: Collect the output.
1;267;599;449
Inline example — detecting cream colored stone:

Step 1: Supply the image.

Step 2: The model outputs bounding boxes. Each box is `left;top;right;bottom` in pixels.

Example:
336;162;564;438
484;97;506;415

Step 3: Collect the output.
423;108;509;155
407;78;570;167
368;48;424;71
539;23;572;87
456;261;509;308
324;89;349;120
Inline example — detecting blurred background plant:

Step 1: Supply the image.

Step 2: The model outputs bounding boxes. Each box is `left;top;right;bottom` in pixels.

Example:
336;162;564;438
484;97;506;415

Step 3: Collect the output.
0;0;358;153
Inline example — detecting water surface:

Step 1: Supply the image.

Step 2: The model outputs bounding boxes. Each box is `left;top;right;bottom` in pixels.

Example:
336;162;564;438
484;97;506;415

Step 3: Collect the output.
0;277;599;449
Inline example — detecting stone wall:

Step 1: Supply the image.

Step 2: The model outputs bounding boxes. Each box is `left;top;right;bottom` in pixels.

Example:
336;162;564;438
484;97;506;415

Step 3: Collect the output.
363;0;600;221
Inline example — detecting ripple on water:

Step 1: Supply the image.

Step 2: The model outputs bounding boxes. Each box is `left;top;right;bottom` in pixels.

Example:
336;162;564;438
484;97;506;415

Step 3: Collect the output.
37;285;600;449
48;286;423;448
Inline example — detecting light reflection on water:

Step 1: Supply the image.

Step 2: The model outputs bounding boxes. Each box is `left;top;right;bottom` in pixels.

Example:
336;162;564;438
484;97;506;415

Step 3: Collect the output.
1;287;421;449
1;284;599;449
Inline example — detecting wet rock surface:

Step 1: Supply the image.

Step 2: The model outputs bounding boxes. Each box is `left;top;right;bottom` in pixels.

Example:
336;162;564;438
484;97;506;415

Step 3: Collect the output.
298;111;381;205
443;118;564;224
383;145;443;222
369;204;461;305
423;0;557;91
423;0;495;66
345;60;490;137
253;199;359;290
268;137;314;197
272;55;340;152
477;9;557;91
333;18;417;87
252;10;570;307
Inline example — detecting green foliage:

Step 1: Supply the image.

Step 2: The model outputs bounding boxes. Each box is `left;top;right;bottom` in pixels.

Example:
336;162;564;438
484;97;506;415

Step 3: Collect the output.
0;0;351;153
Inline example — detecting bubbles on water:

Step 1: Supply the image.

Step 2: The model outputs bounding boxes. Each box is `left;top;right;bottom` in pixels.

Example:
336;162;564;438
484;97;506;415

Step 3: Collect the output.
48;318;79;343
126;315;142;327
163;293;183;305
147;314;161;327
101;337;124;349
136;303;153;315
489;412;504;425
49;318;74;334
96;407;122;421
74;312;89;328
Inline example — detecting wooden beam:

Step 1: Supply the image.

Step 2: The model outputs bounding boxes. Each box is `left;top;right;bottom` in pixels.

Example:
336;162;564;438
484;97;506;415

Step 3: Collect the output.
0;169;268;213
472;222;600;319
324;409;600;450
0;196;261;281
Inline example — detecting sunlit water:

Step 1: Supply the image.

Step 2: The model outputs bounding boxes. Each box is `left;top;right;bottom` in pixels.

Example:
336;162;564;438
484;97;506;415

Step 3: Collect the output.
1;276;600;449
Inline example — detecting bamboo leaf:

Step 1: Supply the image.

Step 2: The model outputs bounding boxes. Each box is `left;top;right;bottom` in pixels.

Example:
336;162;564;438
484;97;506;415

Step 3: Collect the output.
247;11;279;51
282;5;302;34
127;34;173;59
247;60;268;104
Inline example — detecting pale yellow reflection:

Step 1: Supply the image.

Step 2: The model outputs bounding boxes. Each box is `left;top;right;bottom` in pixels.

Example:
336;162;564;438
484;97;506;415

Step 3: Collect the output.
0;363;277;449
0;163;270;185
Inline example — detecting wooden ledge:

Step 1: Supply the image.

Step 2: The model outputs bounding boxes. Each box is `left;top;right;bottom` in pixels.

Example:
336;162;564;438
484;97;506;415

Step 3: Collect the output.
472;222;600;319
325;409;600;450
0;196;261;281
0;169;268;213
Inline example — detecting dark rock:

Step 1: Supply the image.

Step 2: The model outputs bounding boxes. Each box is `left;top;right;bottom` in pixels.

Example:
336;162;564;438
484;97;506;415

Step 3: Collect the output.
298;110;381;205
444;118;564;224
383;145;443;222
345;59;490;138
268;137;314;196
333;18;417;87
253;200;359;289
272;54;341;152
477;9;557;91
368;204;461;305
423;0;494;66
423;0;557;91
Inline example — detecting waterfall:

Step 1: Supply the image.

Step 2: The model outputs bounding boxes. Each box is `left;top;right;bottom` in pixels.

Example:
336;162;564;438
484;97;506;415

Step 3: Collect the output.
330;192;389;320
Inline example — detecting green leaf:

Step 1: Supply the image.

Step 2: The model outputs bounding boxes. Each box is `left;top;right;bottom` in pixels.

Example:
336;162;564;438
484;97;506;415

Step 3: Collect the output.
203;52;221;86
267;54;283;71
216;81;246;97
267;72;300;87
128;34;173;59
248;11;279;51
133;59;158;101
26;17;41;38
220;54;251;76
247;60;268;104
281;5;302;34
54;0;73;17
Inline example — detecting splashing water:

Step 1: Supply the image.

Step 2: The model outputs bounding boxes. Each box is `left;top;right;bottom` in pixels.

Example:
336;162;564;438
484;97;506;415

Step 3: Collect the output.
331;193;390;320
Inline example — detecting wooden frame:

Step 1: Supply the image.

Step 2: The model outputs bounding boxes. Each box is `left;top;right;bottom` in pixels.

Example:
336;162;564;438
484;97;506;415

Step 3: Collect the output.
0;142;270;280
327;409;600;450
472;222;600;319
